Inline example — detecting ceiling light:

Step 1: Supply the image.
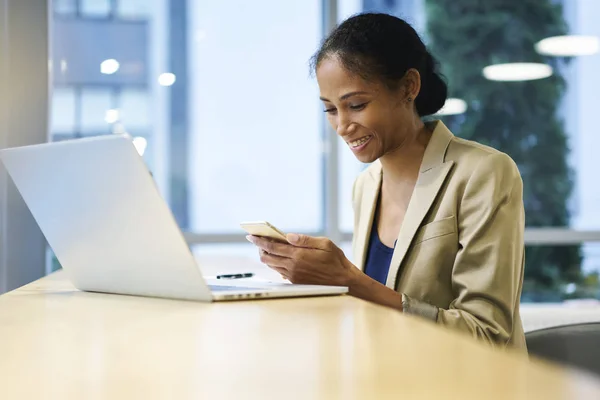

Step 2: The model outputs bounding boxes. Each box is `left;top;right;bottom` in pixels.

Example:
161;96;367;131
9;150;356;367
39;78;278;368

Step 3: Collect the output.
436;98;467;116
482;63;552;82
104;109;119;124
158;73;176;86
100;59;120;75
535;35;599;56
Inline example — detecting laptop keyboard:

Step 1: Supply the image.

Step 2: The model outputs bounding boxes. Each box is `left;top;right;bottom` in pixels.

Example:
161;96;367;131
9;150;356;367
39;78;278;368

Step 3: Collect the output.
209;285;263;292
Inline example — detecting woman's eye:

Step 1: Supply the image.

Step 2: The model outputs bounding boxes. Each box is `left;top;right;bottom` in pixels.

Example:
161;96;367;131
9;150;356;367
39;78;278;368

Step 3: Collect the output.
324;108;337;114
349;103;367;111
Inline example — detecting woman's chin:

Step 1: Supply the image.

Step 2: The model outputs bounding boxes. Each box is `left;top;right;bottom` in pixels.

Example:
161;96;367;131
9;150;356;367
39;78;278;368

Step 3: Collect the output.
353;152;377;164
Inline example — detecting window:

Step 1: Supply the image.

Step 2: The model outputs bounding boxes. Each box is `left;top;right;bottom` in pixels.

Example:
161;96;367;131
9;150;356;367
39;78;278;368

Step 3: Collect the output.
49;0;324;267
523;244;600;302
51;87;76;134
187;1;322;233
119;88;150;131
335;0;600;301
54;0;76;15
117;0;154;20
80;0;110;17
49;0;600;301
80;88;113;133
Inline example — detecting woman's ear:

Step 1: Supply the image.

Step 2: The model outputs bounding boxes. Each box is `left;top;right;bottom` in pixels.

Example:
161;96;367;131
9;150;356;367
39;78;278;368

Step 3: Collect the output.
402;68;422;101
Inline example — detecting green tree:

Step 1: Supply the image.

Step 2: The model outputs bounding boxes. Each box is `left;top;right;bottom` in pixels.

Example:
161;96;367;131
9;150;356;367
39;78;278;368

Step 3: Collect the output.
424;0;582;299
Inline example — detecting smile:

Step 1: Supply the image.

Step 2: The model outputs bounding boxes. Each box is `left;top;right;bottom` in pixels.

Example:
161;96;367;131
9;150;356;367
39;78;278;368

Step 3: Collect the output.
348;135;372;149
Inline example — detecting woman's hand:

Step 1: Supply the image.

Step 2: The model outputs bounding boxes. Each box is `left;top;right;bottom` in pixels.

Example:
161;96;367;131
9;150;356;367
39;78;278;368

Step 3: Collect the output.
247;233;357;287
249;233;404;310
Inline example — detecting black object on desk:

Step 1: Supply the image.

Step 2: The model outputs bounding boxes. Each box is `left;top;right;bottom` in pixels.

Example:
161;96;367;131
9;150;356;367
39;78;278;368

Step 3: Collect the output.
216;273;254;279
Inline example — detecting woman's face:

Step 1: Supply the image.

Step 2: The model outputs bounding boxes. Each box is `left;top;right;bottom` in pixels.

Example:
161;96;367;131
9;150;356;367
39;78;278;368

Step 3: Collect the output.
316;56;418;164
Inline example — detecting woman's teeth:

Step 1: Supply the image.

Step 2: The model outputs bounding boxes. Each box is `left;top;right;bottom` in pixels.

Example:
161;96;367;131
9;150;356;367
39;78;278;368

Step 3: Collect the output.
349;136;371;148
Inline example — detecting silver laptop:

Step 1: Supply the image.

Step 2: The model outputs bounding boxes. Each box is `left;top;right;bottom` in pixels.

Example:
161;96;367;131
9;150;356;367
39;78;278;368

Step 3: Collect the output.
0;135;348;301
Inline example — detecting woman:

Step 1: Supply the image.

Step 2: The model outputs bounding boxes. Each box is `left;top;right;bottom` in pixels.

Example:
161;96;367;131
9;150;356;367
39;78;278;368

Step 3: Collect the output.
247;13;526;351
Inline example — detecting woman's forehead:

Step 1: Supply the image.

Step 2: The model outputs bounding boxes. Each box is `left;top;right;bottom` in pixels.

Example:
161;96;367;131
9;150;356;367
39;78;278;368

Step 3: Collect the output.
316;58;377;96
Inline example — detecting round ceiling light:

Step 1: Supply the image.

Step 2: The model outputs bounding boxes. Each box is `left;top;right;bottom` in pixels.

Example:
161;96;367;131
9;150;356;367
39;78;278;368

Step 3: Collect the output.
104;109;120;124
535;35;599;56
482;63;553;82
100;59;120;75
158;73;176;86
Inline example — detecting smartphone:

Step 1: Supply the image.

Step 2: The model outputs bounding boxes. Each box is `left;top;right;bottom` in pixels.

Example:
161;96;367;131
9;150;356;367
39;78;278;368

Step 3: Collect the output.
240;221;289;243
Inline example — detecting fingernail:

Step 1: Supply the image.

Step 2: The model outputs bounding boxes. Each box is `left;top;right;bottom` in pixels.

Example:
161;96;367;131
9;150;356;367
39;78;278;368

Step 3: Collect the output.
246;235;253;243
287;233;299;243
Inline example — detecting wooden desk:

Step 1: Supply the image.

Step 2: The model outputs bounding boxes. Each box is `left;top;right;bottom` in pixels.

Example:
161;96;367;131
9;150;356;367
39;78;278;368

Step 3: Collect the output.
1;271;600;399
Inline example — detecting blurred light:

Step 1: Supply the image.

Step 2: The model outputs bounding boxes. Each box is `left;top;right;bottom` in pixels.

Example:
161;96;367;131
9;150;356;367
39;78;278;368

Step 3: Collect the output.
436;98;468;116
60;59;68;74
104;109;120;124
100;59;120;75
535;35;599;56
158;72;176;86
565;282;577;295
482;63;552;82
132;136;148;156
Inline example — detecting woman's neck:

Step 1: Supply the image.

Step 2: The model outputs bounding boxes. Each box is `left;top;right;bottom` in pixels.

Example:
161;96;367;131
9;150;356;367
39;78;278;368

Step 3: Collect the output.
379;121;432;189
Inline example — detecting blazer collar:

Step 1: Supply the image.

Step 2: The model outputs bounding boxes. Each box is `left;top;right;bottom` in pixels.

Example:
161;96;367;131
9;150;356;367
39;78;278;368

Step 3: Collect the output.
420;120;454;172
355;121;455;289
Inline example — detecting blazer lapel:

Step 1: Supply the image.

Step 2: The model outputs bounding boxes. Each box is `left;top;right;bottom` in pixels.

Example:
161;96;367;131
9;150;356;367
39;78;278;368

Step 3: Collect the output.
385;121;455;289
354;164;382;271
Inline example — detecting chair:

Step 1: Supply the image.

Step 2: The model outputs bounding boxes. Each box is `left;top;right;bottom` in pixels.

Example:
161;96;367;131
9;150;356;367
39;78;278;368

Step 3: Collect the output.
526;322;600;376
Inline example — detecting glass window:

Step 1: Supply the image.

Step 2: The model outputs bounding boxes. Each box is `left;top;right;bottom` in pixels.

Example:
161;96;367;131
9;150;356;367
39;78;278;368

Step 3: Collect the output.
523;244;600;302
80;88;113;134
424;0;600;295
48;0;600;302
50;0;324;234
50;1;163;192
119;88;150;130
51;87;76;134
187;1;323;233
54;0;76;15
80;0;111;17
336;0;600;299
117;0;154;19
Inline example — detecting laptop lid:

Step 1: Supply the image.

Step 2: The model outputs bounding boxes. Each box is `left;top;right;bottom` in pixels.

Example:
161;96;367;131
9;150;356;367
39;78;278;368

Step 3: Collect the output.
0;135;213;301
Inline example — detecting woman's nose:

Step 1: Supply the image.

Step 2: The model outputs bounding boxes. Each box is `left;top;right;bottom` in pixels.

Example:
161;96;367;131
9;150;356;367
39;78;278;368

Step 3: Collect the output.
336;115;356;137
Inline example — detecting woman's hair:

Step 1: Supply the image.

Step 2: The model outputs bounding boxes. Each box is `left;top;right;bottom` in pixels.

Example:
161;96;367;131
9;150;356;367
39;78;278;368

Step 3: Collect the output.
311;13;447;117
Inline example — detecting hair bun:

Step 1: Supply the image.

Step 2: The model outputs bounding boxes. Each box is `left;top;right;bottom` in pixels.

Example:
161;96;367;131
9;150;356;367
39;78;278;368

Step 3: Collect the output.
415;53;448;116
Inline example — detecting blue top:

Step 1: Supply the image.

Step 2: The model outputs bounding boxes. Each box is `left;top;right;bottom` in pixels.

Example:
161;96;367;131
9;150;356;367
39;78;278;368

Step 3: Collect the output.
363;222;395;285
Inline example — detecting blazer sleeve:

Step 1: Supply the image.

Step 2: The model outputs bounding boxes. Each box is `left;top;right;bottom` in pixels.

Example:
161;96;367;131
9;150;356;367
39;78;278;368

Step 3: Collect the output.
402;152;525;347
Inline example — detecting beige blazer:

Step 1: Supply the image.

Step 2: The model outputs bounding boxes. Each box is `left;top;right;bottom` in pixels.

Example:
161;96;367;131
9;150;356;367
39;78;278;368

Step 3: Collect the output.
352;121;526;352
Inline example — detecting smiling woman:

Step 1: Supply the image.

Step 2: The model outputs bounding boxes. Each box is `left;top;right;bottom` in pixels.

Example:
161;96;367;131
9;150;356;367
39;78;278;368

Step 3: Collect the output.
247;13;528;352
313;15;446;164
